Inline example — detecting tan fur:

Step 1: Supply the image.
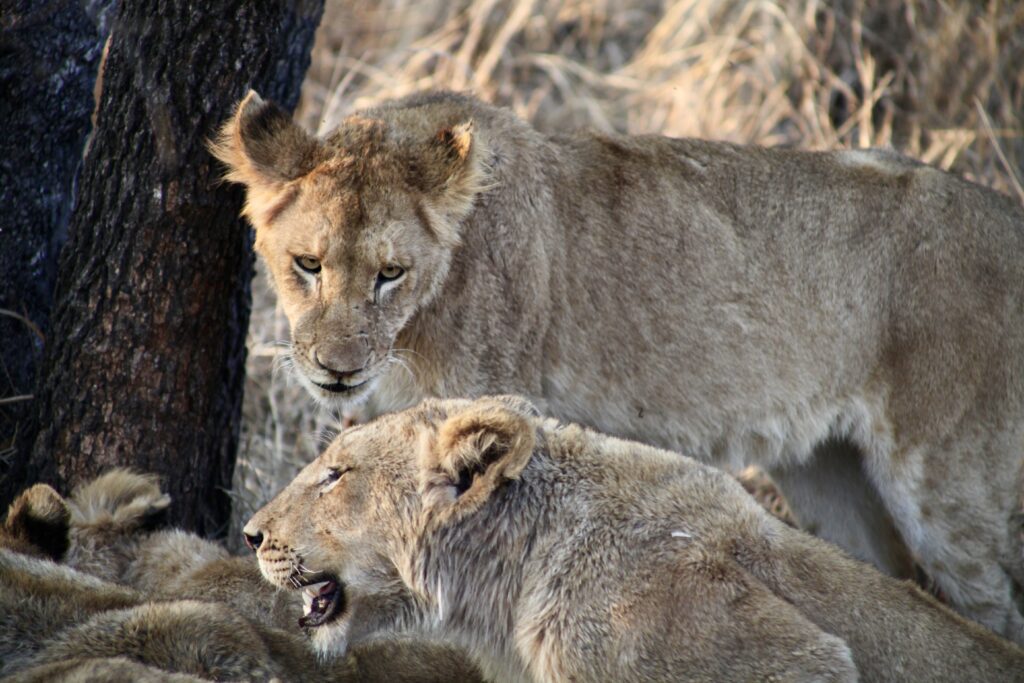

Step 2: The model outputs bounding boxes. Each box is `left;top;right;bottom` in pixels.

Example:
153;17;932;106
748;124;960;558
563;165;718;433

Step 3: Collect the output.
15;600;316;681
214;90;1024;641
63;470;171;582
8;656;206;682
1;470;484;683
0;549;142;673
245;397;1024;682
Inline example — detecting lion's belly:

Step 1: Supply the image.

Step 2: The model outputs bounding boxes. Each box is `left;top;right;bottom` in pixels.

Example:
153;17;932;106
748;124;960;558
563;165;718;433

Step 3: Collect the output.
539;361;889;471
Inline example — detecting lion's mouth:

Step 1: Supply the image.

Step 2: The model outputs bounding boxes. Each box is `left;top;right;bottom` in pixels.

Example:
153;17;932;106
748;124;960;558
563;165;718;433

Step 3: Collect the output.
313;379;368;395
298;576;346;629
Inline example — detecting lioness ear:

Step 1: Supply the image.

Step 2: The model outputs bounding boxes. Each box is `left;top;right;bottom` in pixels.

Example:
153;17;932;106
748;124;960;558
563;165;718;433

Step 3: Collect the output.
210;90;322;224
419;400;535;520
412;120;490;248
2;483;71;560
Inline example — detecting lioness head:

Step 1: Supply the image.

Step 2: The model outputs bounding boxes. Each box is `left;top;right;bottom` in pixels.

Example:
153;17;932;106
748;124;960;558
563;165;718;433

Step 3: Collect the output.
212;92;490;405
242;395;538;654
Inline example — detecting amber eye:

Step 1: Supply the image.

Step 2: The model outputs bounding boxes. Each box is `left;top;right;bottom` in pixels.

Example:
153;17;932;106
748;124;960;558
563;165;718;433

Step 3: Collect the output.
379;264;404;281
295;255;321;274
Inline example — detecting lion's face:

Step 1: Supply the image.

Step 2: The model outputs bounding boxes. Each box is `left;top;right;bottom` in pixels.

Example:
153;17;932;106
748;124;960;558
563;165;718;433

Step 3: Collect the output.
243;407;426;653
258;180;453;405
243;396;538;654
213;92;488;406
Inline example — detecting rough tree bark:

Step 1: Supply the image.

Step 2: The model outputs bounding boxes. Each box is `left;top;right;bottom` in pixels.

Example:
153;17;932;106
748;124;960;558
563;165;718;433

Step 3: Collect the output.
15;0;324;535
0;1;107;484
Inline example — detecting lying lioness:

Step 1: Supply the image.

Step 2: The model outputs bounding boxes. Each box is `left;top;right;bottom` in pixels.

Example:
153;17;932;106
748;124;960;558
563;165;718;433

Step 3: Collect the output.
244;396;1024;683
213;90;1024;641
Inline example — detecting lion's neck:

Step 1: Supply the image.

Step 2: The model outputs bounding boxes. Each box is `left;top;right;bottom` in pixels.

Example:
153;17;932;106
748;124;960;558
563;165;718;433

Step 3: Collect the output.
408;475;559;680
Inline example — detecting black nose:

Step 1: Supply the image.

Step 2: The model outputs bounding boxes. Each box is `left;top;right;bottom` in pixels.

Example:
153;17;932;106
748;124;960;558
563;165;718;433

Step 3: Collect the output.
243;531;263;551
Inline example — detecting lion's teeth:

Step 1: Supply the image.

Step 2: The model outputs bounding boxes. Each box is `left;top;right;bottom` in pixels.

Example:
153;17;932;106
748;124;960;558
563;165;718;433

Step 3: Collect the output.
301;581;328;616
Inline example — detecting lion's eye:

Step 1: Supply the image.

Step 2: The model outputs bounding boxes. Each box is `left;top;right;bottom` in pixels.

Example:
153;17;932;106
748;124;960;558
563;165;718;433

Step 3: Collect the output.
377;264;405;285
321;466;351;488
295;255;321;274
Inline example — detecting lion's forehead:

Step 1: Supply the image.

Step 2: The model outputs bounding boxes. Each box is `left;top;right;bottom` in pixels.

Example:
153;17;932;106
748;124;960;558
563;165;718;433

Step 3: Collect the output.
312;415;432;478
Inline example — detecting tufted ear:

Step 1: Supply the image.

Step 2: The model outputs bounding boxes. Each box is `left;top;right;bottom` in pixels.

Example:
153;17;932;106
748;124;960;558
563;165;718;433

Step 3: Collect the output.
419;398;536;521
410;120;491;248
209;90;323;225
2;483;71;560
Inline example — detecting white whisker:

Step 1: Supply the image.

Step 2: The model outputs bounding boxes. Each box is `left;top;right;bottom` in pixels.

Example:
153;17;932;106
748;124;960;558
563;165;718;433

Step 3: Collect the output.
385;353;416;382
391;347;426;363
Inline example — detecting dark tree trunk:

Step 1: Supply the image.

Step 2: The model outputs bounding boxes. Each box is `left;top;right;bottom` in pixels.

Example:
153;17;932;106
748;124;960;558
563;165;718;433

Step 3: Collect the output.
13;0;324;536
0;1;107;488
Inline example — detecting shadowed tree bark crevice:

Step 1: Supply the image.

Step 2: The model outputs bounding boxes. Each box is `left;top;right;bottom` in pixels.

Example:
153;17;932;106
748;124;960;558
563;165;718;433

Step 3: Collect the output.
11;0;324;536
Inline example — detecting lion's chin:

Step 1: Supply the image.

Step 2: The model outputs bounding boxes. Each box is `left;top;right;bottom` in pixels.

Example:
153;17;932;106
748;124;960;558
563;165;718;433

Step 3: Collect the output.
298;372;377;408
309;614;352;658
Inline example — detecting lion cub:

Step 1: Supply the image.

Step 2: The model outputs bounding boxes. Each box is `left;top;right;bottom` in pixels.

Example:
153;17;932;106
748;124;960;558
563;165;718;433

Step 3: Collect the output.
214;90;1024;642
244;396;1024;683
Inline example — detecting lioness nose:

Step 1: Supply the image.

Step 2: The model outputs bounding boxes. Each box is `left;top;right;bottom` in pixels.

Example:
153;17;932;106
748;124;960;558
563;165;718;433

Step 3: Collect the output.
243;530;263;551
313;349;363;378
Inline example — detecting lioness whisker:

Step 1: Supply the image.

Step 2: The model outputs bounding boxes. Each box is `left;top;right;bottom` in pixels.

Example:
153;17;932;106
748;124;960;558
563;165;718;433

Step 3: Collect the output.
385;354;415;382
391;347;426;363
271;350;295;379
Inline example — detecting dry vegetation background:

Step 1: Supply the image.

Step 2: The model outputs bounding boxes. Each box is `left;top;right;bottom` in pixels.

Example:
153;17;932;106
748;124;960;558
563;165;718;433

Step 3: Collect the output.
229;0;1024;543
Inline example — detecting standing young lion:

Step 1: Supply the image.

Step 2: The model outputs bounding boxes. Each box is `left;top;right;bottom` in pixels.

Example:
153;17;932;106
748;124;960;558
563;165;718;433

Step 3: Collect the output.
213;90;1024;641
243;396;1024;682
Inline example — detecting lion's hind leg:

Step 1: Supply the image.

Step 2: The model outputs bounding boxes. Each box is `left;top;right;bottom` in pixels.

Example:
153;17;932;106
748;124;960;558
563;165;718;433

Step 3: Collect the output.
866;427;1024;645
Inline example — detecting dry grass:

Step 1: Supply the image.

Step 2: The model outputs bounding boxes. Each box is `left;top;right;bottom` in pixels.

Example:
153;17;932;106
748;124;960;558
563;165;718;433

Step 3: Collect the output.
230;0;1023;546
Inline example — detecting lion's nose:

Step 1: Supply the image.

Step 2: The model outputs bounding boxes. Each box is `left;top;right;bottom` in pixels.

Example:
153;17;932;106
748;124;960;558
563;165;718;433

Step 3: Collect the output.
243;530;263;551
313;348;364;379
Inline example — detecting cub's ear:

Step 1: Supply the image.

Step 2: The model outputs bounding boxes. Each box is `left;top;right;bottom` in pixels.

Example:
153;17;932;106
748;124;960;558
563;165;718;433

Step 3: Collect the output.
419;399;536;520
2;483;71;560
411;120;491;248
209;90;322;223
68;469;171;532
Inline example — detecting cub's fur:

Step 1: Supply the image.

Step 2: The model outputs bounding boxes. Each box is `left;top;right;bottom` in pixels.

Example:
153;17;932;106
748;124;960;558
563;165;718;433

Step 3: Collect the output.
214;90;1024;641
245;397;1024;683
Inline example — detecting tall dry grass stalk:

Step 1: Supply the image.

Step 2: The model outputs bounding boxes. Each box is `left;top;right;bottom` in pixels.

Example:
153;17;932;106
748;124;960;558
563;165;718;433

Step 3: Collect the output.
230;0;1023;545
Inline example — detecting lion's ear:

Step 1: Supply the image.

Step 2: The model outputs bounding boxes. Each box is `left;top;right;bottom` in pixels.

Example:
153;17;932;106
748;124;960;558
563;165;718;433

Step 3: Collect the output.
419;399;536;520
3;483;71;560
210;91;322;223
411;120;490;248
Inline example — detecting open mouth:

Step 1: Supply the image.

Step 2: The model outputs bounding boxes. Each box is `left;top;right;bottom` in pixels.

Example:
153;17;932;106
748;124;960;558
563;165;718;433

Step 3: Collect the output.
313;380;368;395
298;576;346;628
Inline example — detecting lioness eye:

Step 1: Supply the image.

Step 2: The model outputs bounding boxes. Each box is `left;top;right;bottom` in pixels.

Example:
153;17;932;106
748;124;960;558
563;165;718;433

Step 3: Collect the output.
295;255;321;274
322;466;351;486
378;264;405;282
